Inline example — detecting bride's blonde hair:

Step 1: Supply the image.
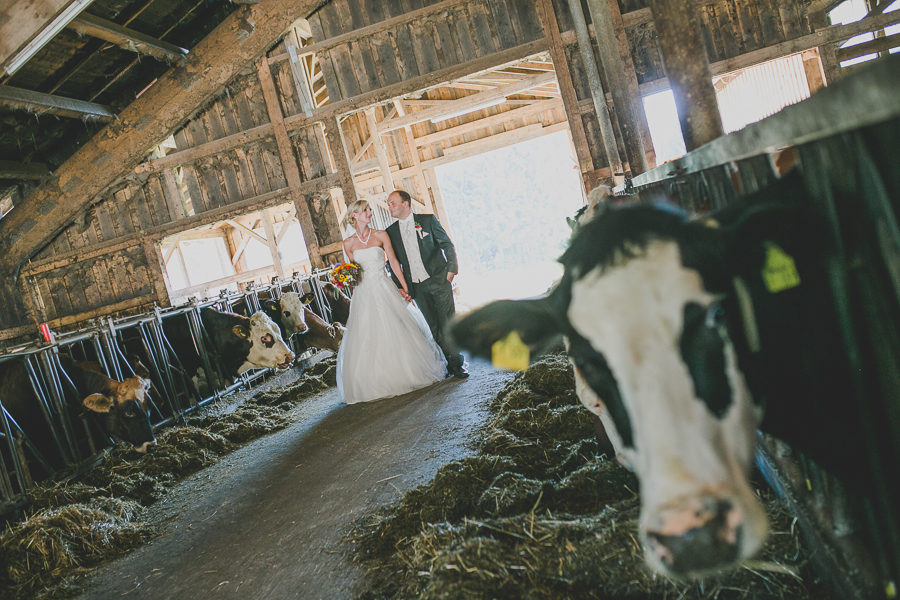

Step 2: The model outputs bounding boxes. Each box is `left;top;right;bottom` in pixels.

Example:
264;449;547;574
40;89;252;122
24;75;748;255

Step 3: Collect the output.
342;199;370;230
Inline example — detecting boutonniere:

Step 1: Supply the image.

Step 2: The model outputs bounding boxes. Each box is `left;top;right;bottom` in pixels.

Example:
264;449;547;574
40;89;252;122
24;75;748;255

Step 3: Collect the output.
415;223;429;239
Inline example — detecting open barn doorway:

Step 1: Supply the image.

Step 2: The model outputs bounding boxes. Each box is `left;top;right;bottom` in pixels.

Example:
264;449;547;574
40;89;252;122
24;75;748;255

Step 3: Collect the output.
434;130;583;312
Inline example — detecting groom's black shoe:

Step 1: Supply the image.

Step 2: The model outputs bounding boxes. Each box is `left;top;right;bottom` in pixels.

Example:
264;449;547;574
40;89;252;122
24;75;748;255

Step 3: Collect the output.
450;365;469;379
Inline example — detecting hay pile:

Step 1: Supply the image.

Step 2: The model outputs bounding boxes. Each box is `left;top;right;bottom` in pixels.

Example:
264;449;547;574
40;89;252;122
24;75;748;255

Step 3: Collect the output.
0;357;337;600
352;355;832;600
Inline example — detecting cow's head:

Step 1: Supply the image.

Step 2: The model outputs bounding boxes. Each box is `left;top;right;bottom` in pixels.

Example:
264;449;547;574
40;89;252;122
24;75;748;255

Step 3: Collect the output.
279;292;310;334
83;375;156;453
450;199;813;576
236;312;295;372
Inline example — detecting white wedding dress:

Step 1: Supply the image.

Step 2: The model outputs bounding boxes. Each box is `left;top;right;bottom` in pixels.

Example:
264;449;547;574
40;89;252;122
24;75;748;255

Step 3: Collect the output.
337;246;447;404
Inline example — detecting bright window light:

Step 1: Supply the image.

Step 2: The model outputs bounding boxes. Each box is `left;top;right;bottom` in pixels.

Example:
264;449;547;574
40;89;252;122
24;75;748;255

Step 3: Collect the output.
642;90;687;164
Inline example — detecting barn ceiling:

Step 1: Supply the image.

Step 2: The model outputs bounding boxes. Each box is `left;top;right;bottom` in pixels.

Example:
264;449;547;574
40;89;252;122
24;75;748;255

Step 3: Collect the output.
0;0;238;202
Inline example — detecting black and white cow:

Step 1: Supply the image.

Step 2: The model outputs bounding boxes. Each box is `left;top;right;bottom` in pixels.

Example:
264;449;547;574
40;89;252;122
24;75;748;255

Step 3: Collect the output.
163;307;294;391
451;172;867;576
0;354;156;473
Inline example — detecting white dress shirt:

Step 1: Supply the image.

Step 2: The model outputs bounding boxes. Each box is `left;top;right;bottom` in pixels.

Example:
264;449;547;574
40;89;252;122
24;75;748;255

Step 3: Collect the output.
400;214;430;283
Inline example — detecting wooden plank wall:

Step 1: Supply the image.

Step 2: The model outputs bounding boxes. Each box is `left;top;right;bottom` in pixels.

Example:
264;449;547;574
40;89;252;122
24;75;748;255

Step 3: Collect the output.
4;47;344;343
545;0;811;184
307;0;545;103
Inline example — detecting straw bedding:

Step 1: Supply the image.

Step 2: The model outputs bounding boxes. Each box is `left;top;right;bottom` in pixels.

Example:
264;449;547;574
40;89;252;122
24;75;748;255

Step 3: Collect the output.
351;354;833;600
0;358;336;600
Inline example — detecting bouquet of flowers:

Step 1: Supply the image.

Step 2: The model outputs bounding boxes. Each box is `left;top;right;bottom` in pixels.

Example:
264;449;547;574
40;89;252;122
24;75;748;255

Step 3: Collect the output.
328;262;361;297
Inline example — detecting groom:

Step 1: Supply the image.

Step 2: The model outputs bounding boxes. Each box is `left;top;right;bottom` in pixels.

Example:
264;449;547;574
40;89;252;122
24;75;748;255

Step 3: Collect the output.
386;190;468;379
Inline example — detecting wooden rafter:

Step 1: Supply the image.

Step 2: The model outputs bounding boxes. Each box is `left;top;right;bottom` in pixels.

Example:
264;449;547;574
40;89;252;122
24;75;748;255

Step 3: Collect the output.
376;71;557;134
0;0;80;73
68;13;187;64
0;160;51;180
0;85;114;120
0;0;329;274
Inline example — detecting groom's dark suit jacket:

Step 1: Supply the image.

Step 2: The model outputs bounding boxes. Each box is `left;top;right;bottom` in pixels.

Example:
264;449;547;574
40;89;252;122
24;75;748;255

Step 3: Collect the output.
386;214;458;300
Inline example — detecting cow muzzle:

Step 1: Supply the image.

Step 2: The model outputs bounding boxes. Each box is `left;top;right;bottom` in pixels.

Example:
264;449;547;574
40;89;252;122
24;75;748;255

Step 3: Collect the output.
277;352;295;369
294;323;309;334
644;495;763;575
136;439;157;454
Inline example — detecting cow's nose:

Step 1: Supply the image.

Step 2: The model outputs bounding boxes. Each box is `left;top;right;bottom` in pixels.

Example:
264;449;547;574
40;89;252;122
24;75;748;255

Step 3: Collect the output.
137;439;157;454
646;498;743;575
278;352;295;368
296;323;309;334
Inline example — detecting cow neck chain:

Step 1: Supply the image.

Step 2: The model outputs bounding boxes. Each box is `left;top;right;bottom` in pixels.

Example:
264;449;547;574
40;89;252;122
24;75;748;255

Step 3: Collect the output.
356;227;371;245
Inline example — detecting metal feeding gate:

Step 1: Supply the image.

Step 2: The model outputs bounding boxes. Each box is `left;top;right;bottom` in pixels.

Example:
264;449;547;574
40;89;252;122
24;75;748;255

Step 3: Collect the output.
0;269;335;513
615;57;900;599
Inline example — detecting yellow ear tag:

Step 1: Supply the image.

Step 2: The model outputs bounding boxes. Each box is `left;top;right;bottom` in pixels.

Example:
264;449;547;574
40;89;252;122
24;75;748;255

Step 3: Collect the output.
491;331;530;371
761;243;801;293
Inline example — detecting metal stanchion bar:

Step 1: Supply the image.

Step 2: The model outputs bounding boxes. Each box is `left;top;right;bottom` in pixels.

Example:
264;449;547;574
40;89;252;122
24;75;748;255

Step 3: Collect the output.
23;355;71;464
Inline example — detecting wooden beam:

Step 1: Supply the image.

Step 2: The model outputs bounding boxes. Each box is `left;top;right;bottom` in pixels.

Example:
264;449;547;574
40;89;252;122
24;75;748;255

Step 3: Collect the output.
536;0;594;174
285;41;314;117
648;0;723;151
376;71;557;134
230;218;260;266
274;205;296;245
393;100;430;205
0;160;50;180
137;40;550;180
836;32;900;62
224;219;267;244
349;106;396;164
256;56;324;269
0;0;329;274
68;13;187;64
621;0;730;28
135;122;275;175
0;0;78;74
161;167;187;220
0;85;114;120
586;0;650;174
567;0;624;180
267;0;469;63
20;174;337;277
260;207;285;278
143;237;171;308
413;99;564;146
322;116;358;218
162;232;185;264
365;108;394;192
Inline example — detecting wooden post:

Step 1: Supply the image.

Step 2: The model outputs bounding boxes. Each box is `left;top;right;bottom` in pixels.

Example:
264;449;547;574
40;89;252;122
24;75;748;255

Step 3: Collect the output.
535;0;594;175
566;0;625;183
394;100;431;208
322;116;358;216
585;0;649;175
801;49;827;94
142;237;171;308
256;57;323;268
647;0;724;151
162;167;187;220
364;108;395;193
809;11;842;86
260;208;285;279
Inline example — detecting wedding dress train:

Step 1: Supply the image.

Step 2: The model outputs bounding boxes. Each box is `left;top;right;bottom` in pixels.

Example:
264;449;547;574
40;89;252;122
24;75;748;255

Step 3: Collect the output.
336;246;447;404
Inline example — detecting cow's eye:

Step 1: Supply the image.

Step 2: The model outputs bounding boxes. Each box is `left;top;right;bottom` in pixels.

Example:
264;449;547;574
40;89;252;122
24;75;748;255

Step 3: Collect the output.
283;310;291;317
262;334;273;343
124;409;135;419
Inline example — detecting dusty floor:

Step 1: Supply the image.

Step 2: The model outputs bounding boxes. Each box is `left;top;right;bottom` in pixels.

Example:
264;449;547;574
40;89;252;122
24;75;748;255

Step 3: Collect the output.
73;361;513;600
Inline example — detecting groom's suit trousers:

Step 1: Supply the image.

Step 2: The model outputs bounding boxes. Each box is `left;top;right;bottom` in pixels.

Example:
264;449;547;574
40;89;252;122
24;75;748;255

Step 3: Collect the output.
411;274;463;371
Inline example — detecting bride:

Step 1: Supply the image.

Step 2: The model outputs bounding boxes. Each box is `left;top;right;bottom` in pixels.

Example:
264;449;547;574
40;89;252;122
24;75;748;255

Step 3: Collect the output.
336;199;447;404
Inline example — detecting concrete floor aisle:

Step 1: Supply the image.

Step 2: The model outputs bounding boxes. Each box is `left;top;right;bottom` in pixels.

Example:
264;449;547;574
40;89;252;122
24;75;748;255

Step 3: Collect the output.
75;361;512;600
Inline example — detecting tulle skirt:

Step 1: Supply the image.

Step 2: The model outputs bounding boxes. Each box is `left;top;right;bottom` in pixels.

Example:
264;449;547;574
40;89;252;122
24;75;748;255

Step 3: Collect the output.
336;272;447;404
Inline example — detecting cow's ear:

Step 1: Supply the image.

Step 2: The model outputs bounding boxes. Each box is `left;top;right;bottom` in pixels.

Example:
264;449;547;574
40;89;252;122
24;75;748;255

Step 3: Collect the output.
84;393;114;413
232;325;250;339
300;293;313;305
262;299;278;313
450;298;562;368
